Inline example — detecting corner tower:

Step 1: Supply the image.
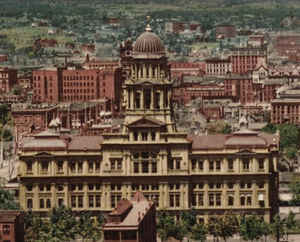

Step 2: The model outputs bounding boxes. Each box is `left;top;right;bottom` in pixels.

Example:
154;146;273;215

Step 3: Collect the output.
122;25;175;133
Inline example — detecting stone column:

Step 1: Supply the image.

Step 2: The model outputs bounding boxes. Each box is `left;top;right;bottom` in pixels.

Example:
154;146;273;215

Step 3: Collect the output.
33;183;39;210
151;87;154;109
253;180;258;207
160;91;163;110
83;182;88;209
64;182;69;207
234;181;240;207
141;89;144;109
51;183;56;208
204;181;208;208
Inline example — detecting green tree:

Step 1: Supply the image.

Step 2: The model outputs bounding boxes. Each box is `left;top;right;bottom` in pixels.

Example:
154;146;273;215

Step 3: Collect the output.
76;211;102;242
0;104;9;124
289;181;300;205
271;214;286;242
191;222;207;242
0;186;19;210
261;123;277;134
157;212;177;242
286;211;297;241
260;220;271;242
208;214;238;242
240;215;264;242
49;206;77;242
24;212;51;242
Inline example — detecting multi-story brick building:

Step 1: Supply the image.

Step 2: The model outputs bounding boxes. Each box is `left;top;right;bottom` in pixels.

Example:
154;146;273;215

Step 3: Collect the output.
18;25;279;223
224;73;280;105
275;35;300;57
32;66;122;110
230;47;267;74
173;76;225;105
169;61;205;80
0;67;17;93
205;58;231;76
271;86;300;124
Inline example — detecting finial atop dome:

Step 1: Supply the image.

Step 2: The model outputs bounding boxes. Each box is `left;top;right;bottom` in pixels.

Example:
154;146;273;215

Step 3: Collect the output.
145;24;152;32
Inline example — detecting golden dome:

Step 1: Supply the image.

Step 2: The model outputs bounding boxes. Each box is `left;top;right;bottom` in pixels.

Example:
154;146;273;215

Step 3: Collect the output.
133;25;165;55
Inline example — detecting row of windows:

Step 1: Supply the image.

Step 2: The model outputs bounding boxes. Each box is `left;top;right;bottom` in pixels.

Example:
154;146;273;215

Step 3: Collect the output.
192;181;264;190
64;88;95;94
26;157;265;174
191;158;265;171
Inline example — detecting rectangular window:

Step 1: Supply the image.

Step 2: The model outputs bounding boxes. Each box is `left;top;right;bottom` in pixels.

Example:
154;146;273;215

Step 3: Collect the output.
192;160;196;170
216;160;221;171
228;159;234;171
134;132;138;141
142;161;148;173
175;194;180;207
152;162;157;173
3;225;10;235
89;196;94;208
151;132;156;141
96;195;101;207
176;160;180;170
259;158;264;170
199;160;203;171
216;193;221;206
209;194;214;206
134;162;139;173
78;196;83;208
209;161;214;171
198;193;204;206
169;194;174;207
243;158;250;171
117;160;122;170
141;132;148;141
71;196;76;208
78;162;83;173
88;162;93;173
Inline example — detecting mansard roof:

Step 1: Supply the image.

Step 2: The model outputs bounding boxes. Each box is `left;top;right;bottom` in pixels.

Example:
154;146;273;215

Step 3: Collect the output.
188;131;278;150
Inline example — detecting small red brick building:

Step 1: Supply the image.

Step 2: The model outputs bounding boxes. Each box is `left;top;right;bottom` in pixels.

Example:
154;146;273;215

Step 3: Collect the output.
0;67;17;93
216;24;236;39
0;210;24;242
103;192;156;242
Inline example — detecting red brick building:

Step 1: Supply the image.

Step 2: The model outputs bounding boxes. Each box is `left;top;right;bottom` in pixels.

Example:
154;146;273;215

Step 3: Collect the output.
271;87;300;124
275;35;300;57
103;192;156;242
0;211;24;242
82;57;119;70
205;58;231;76
216;24;236;39
173;76;225;105
169;61;205;80
32;66;122;110
0;54;8;63
0;67;17;93
225;74;283;105
229;47;267;74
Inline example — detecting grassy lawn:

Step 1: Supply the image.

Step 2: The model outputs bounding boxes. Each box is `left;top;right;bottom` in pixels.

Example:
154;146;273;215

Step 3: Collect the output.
1;26;73;50
189;42;219;51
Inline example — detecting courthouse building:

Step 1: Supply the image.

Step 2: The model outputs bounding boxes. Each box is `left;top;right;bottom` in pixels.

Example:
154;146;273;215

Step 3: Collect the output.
17;25;279;222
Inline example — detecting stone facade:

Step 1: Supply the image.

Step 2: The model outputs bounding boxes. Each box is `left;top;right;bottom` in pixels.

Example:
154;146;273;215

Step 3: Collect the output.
17;26;279;222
